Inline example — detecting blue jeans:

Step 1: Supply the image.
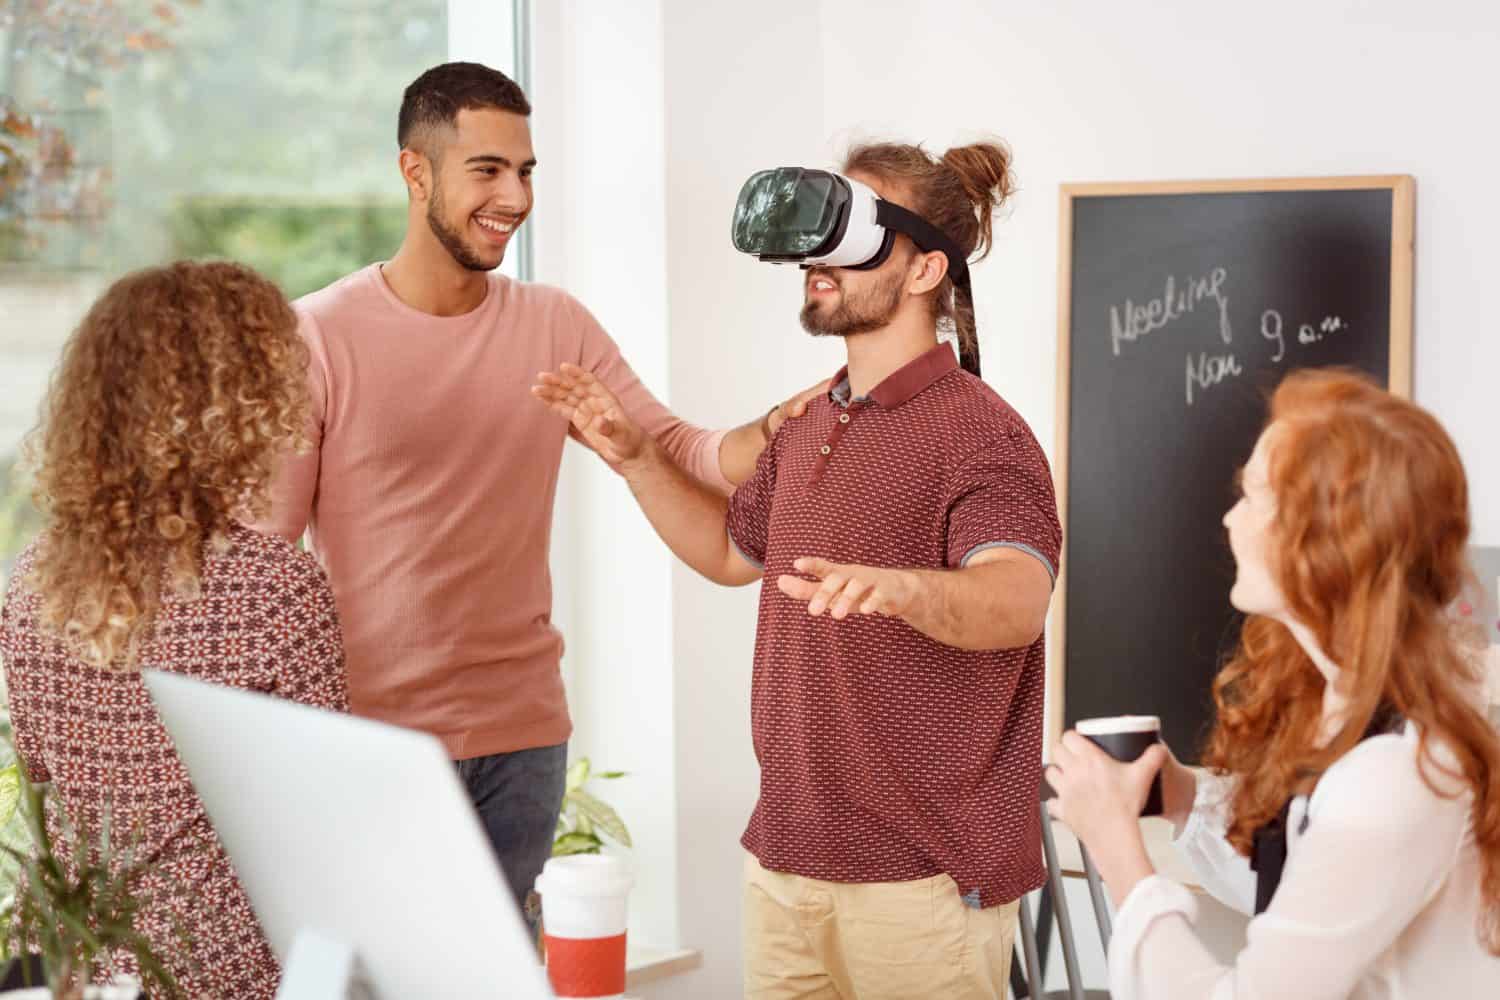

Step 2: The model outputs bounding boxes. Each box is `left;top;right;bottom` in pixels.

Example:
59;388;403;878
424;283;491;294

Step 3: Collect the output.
456;742;568;939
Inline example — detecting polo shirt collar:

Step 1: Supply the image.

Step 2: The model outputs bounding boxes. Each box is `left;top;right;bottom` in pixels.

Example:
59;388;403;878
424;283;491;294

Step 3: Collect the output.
828;342;960;409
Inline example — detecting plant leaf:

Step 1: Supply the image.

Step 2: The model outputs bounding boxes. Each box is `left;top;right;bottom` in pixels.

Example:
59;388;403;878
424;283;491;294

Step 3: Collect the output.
598;771;627;780
564;758;591;794
0;754;192;992
552;832;602;857
570;790;632;847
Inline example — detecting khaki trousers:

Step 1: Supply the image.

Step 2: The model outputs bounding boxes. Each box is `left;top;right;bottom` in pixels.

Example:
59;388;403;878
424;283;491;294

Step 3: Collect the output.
742;853;1018;1000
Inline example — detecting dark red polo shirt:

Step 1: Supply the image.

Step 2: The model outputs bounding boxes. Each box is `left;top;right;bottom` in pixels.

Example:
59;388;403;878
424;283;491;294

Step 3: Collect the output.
726;343;1061;907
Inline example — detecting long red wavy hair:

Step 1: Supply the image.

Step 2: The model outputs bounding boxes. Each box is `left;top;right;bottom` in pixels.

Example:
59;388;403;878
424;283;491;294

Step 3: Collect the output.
1204;368;1500;951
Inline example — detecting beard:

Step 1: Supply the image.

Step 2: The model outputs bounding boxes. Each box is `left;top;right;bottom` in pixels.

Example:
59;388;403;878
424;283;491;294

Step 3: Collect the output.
799;265;905;338
426;178;499;273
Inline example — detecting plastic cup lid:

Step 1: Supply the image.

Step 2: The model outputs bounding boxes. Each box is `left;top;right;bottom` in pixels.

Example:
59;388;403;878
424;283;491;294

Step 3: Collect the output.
536;854;635;897
1076;715;1160;735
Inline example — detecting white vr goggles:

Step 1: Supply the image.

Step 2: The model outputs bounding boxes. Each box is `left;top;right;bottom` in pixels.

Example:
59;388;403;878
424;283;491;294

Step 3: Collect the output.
730;167;979;376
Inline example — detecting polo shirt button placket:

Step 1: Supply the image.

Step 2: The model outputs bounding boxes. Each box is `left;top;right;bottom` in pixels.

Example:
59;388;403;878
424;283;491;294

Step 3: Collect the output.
812;407;855;484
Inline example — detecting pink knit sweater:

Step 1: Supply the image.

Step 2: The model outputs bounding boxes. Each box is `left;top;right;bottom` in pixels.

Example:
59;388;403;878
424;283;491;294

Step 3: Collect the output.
254;264;725;758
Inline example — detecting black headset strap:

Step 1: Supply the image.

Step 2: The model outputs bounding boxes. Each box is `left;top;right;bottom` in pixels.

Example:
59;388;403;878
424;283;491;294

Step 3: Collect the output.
874;200;981;378
874;200;970;287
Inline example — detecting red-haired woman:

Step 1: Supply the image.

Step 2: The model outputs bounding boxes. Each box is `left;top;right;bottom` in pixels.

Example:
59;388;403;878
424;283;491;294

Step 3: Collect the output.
1047;369;1500;997
1;261;350;997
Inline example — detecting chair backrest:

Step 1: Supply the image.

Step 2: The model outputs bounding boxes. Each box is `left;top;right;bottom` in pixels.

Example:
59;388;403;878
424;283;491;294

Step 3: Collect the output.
1012;800;1114;999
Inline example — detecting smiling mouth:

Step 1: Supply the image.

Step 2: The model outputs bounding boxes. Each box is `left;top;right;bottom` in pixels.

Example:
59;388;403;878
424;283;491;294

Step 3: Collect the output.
807;275;838;295
474;215;519;239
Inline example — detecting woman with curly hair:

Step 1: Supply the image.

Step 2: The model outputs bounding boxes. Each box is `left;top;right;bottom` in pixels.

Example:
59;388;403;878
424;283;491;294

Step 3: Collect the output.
0;260;350;997
1047;369;1500;998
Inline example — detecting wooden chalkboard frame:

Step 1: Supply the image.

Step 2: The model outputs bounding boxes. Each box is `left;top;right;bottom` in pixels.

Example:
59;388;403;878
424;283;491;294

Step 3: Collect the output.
1047;175;1415;752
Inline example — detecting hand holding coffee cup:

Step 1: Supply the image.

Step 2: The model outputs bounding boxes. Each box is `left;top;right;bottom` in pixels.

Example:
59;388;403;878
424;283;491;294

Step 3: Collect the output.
1045;719;1175;912
1042;715;1166;818
1077;715;1164;816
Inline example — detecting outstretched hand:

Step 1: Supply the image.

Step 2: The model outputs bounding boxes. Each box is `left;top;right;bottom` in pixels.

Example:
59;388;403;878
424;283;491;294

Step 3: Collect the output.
776;557;919;620
531;363;647;466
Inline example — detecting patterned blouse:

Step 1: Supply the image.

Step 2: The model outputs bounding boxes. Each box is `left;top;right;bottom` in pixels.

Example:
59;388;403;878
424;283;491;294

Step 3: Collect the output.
0;526;349;998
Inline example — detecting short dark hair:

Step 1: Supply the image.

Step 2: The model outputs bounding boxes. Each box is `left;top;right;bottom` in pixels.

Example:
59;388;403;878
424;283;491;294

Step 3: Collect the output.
397;61;531;153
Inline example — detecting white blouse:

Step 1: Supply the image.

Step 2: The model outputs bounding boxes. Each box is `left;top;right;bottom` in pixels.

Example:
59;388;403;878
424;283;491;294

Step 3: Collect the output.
1109;724;1500;999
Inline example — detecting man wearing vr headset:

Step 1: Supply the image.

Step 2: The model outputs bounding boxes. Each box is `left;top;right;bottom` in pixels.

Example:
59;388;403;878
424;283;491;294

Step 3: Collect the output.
252;61;825;937
535;139;1059;998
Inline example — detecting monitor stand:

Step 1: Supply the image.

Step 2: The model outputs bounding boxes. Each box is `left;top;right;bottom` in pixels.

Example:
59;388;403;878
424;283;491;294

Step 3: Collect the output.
274;928;377;1000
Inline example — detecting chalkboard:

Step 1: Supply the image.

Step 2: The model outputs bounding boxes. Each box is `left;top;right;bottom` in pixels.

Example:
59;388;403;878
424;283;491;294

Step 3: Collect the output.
1051;177;1414;761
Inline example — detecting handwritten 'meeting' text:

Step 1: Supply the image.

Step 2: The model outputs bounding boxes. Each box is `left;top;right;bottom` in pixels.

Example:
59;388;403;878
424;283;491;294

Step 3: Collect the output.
1110;268;1232;356
1103;267;1349;408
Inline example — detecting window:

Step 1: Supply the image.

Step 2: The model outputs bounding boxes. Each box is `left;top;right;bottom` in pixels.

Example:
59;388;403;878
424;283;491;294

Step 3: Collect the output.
0;0;454;577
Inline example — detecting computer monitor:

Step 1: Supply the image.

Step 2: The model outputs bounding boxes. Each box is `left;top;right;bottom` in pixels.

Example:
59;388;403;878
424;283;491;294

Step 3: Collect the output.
143;670;553;999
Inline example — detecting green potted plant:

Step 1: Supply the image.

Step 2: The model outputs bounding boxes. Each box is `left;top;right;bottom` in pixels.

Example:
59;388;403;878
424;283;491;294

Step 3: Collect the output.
551;757;632;858
0;756;186;999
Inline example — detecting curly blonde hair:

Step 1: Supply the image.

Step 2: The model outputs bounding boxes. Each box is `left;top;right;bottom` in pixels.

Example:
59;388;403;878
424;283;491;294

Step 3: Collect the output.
23;260;310;669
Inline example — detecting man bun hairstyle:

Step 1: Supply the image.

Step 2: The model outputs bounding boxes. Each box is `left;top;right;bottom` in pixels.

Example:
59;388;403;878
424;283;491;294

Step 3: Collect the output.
842;139;1016;377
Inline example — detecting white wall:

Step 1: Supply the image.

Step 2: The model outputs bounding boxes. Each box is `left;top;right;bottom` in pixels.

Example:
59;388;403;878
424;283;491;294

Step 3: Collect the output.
539;2;1500;996
812;1;1500;540
656;4;836;995
446;1;515;79
530;0;683;951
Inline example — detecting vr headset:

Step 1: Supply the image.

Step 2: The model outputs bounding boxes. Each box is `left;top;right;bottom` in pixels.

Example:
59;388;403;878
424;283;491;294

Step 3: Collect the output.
730;167;980;376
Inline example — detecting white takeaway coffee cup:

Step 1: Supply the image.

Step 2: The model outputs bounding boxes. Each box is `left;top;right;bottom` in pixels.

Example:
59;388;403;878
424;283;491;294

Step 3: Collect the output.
536;854;634;999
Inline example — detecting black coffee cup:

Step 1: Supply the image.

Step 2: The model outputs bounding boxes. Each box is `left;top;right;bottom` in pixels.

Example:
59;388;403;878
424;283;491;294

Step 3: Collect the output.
1077;715;1163;816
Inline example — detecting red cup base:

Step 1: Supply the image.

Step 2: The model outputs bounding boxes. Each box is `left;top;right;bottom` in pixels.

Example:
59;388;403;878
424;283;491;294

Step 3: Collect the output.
544;931;627;997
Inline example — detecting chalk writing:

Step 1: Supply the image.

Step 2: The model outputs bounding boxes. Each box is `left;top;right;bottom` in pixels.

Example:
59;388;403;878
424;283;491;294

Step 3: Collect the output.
1110;268;1232;356
1260;309;1286;363
1261;309;1348;357
1186;351;1243;406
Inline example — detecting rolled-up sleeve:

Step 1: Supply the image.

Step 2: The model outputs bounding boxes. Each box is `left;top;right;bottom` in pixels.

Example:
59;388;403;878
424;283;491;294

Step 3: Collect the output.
942;431;1061;581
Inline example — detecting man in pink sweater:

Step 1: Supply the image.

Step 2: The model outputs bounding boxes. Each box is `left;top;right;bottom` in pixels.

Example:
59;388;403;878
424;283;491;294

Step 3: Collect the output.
254;62;817;930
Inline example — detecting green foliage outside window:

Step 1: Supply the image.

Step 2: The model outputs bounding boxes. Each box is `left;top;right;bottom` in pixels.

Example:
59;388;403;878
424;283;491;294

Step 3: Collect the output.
167;196;406;301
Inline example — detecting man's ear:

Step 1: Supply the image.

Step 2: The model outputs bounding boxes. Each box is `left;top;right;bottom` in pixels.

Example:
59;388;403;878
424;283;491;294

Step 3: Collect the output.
399;148;431;202
907;248;949;296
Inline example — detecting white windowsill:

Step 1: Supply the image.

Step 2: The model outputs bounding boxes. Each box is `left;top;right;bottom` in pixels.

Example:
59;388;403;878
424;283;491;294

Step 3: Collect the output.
626;944;702;989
